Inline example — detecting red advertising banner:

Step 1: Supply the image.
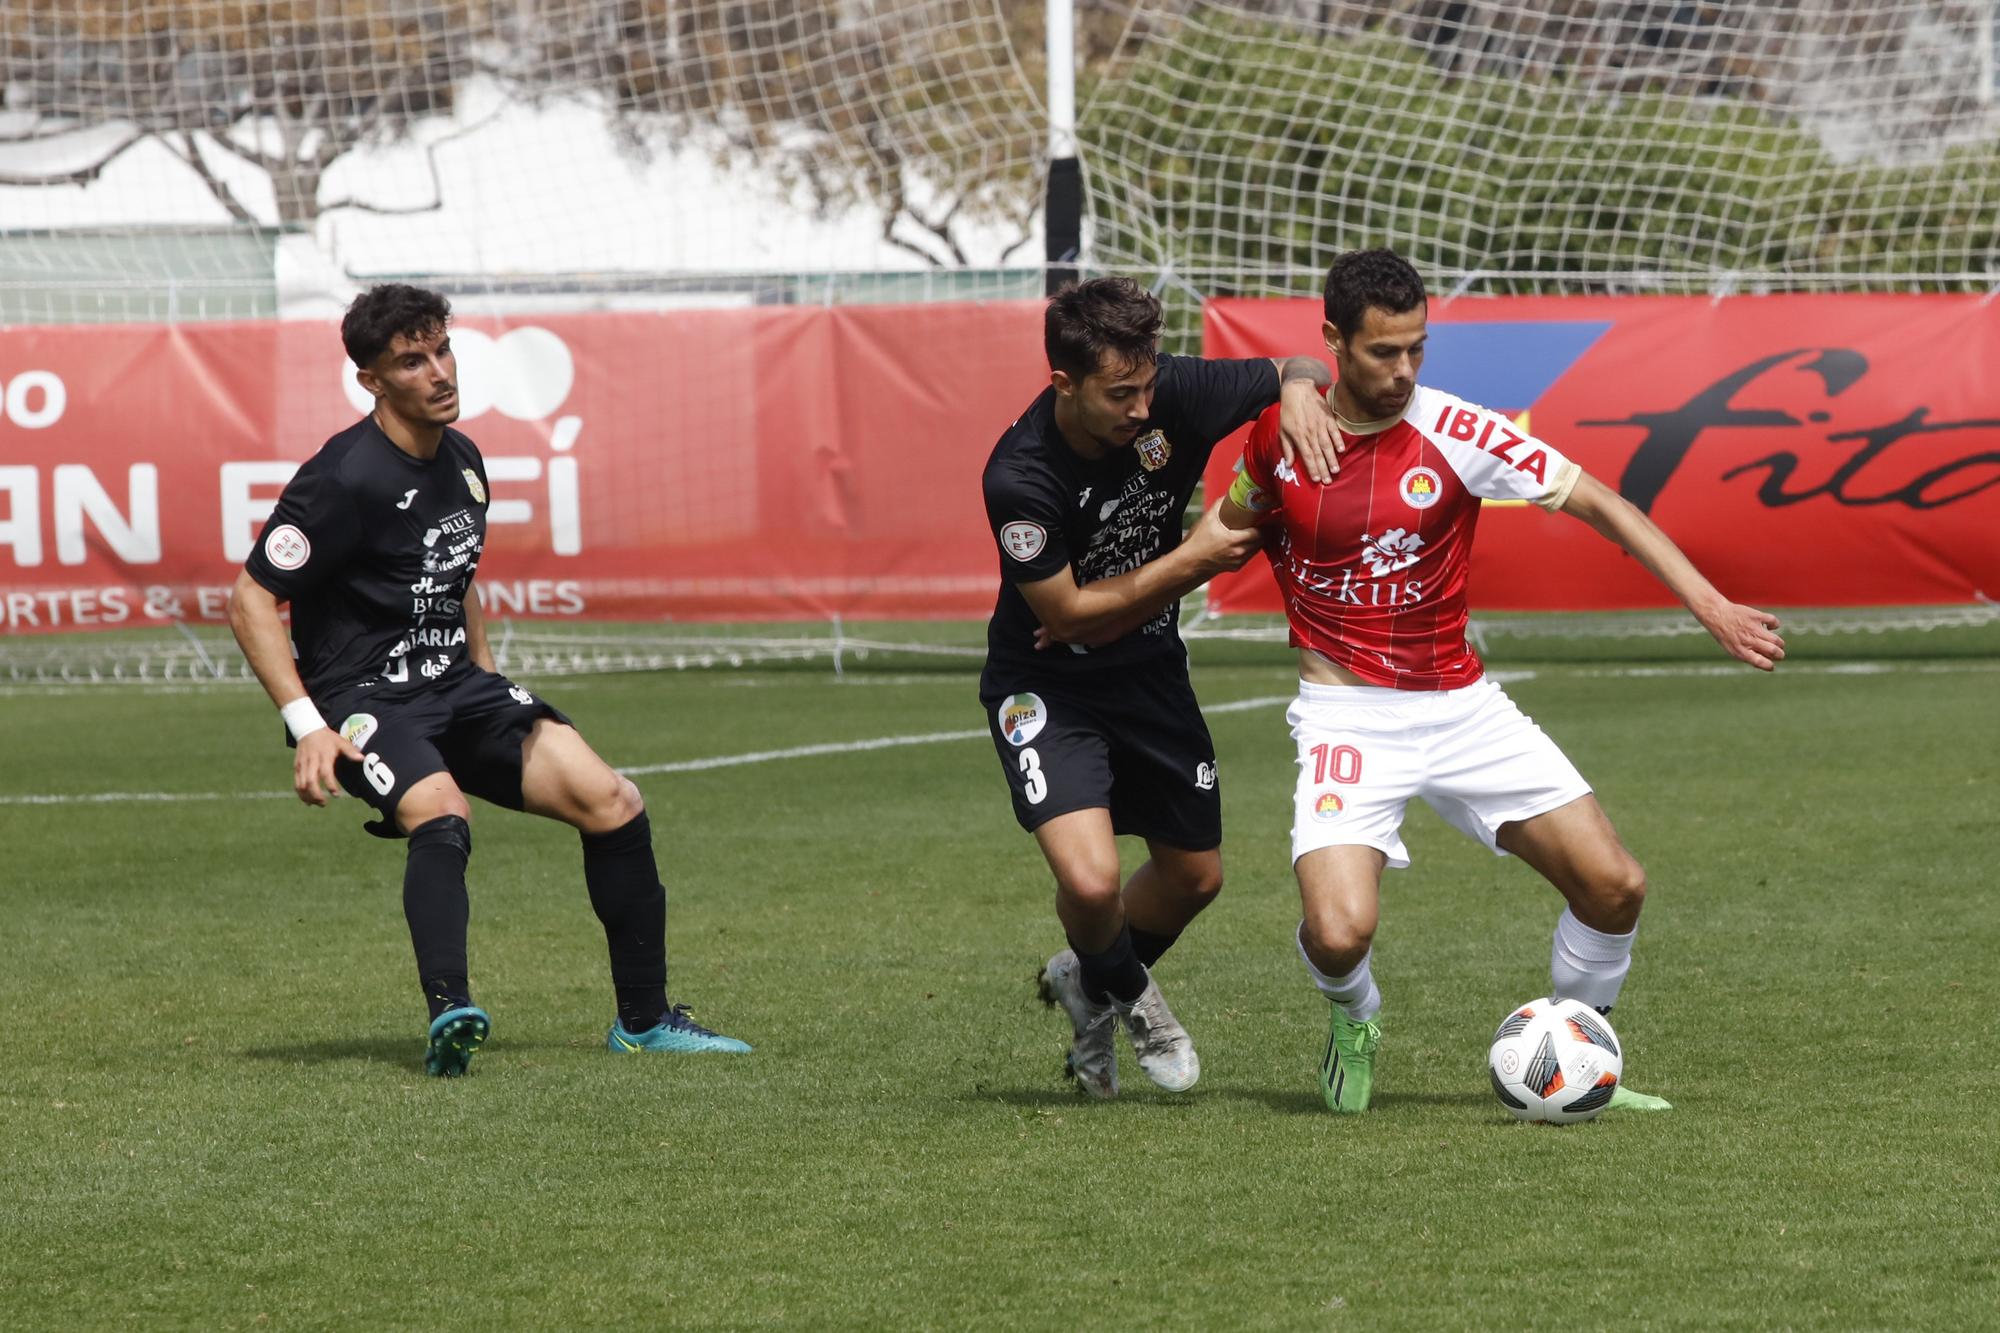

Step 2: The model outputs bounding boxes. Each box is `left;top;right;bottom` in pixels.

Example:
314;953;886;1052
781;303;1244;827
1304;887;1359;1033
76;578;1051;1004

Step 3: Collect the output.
1202;295;2000;613
0;303;1046;633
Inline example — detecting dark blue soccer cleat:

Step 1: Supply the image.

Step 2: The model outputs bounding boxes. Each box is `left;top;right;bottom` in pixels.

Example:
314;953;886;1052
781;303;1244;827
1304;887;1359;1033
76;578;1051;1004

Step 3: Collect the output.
606;1004;751;1055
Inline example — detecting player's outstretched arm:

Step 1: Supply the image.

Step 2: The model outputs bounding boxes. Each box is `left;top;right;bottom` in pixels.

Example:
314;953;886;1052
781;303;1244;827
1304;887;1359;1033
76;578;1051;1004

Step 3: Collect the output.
1559;471;1786;671
226;570;364;805
1023;499;1262;649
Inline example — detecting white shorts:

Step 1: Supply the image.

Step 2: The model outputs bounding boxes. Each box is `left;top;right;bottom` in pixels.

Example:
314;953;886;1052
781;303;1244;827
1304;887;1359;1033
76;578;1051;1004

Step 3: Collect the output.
1288;676;1591;869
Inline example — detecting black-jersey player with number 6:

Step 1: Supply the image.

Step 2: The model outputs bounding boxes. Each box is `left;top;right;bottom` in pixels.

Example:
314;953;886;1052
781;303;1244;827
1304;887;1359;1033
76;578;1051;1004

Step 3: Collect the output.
980;277;1336;1098
227;284;747;1075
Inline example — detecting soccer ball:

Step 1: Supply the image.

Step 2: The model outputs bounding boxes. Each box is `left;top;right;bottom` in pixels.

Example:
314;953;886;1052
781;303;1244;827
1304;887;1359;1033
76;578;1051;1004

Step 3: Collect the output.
1486;996;1623;1124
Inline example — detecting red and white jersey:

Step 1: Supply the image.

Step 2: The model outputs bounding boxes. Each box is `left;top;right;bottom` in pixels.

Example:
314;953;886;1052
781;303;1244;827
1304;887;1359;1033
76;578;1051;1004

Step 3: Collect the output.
1236;383;1581;690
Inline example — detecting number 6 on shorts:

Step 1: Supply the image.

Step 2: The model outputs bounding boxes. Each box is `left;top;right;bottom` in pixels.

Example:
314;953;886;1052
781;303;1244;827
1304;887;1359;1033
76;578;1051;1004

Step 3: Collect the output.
362;752;396;796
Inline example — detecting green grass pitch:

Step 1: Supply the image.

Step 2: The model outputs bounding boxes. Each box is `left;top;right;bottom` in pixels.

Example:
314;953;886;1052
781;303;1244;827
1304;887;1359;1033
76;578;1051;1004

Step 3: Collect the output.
1;633;1995;1328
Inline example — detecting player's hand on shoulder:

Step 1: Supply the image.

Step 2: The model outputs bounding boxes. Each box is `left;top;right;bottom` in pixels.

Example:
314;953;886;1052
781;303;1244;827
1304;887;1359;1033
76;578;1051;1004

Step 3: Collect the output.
294;727;365;806
1277;379;1341;483
1697;599;1786;672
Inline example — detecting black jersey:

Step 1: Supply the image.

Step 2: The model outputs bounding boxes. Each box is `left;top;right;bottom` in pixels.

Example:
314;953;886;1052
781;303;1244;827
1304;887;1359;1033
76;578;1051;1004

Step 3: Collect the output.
980;353;1278;677
244;416;491;700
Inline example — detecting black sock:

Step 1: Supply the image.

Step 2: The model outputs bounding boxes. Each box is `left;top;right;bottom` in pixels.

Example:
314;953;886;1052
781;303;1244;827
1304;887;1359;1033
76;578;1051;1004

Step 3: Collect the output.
581;811;668;1032
1130;925;1181;969
1074;924;1148;1006
405;815;472;1022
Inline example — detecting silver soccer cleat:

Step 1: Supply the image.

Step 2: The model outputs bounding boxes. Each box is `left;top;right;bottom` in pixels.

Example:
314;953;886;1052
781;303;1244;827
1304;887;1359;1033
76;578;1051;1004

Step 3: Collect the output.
1038;948;1119;1099
1118;974;1200;1092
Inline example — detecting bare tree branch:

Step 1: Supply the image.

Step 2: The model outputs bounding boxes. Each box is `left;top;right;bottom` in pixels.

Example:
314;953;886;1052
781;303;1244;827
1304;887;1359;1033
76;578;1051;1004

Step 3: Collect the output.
173;132;261;226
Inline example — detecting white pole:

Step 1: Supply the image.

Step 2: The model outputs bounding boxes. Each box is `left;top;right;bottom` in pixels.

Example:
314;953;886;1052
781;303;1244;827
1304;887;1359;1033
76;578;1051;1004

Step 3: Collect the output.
1979;2;1995;108
1047;0;1076;159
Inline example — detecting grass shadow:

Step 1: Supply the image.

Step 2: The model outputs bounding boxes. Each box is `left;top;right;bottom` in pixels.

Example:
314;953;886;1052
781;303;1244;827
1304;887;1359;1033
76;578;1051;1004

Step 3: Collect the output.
240;1037;423;1067
240;1036;585;1067
1221;1086;1494;1116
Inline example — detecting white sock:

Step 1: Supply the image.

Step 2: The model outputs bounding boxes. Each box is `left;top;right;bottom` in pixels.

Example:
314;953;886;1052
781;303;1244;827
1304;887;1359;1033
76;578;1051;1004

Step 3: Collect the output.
1296;924;1381;1021
1550;907;1635;1011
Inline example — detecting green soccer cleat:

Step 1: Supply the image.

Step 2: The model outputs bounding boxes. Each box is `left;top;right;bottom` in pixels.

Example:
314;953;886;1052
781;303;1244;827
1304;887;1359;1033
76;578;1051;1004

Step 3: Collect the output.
424;1005;490;1078
1607;1085;1673;1112
606;1005;752;1055
1318;1007;1380;1114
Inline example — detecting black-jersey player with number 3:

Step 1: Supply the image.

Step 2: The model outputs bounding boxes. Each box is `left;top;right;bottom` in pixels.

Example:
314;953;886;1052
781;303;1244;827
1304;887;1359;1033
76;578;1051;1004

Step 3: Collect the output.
227;284;748;1075
980;277;1336;1098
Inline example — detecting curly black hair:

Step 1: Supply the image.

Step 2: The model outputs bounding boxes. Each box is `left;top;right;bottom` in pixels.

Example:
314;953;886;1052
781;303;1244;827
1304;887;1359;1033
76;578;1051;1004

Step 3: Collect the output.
1044;276;1163;381
1322;249;1426;340
341;283;453;369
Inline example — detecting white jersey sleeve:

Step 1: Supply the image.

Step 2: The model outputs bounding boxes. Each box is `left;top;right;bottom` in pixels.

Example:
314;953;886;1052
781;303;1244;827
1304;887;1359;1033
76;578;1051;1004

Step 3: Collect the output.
1410;385;1582;511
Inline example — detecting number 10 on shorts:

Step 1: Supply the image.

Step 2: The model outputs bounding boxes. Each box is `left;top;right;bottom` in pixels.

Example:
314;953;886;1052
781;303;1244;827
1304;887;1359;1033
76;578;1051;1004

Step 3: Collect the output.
1309;743;1362;785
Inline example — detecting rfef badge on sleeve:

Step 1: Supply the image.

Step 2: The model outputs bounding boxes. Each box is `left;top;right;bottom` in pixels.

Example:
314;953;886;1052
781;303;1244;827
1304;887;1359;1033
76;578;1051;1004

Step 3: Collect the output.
1134;430;1171;472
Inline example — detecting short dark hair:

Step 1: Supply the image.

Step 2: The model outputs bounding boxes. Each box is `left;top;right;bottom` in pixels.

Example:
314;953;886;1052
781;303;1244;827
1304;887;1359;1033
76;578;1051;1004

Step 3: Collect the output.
1322;249;1426;340
341;283;452;369
1044;276;1163;381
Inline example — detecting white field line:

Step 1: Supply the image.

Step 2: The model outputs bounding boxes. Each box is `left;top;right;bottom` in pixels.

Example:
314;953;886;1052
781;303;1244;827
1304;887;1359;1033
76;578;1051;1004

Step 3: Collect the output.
0;789;296;806
613;693;1295;776
4;660;1994;807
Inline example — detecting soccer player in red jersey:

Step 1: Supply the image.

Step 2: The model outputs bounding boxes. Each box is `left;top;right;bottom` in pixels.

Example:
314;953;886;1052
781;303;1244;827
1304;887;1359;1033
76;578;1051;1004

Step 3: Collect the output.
1220;249;1784;1114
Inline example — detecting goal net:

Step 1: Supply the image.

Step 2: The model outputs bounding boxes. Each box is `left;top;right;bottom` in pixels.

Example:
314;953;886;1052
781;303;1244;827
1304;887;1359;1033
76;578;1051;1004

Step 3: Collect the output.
3;0;1997;680
0;0;1046;323
1087;0;2000;316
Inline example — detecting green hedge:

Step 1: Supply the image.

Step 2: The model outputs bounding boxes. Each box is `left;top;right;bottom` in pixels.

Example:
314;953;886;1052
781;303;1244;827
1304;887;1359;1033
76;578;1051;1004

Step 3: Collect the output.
1082;18;2000;301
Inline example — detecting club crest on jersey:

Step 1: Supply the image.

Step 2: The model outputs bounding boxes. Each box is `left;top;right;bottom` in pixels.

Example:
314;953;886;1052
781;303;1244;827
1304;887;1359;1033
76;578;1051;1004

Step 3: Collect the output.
264;524;310;571
1400;466;1443;510
1313;791;1345;822
1134;430;1171;472
340;712;379;748
1000;521;1047;562
462;468;487;504
998;693;1047;747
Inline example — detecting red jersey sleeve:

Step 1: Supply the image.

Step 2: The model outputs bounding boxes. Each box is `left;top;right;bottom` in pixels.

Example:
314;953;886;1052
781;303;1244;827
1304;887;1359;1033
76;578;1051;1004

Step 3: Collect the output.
1225;402;1287;514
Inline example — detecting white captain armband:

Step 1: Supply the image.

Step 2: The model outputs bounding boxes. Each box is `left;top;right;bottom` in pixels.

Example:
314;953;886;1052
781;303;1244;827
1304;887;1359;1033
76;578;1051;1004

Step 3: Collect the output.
1226;460;1276;513
280;696;329;742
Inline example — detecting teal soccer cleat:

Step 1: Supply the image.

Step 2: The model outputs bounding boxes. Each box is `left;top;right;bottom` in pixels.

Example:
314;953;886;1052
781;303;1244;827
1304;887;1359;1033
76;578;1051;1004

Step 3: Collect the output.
606;1005;752;1055
424;1005;490;1078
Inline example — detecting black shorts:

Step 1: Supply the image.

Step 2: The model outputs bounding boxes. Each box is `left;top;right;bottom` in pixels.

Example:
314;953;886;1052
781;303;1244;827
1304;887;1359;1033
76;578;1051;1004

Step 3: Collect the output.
310;667;572;827
979;663;1221;850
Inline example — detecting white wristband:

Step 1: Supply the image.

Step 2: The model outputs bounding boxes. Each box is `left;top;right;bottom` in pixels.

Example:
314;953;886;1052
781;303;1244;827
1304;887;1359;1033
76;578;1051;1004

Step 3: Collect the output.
280;696;329;742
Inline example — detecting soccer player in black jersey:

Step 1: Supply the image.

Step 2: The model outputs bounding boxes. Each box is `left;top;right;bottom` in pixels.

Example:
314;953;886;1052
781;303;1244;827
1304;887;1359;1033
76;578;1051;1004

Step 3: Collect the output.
226;284;748;1076
982;277;1335;1097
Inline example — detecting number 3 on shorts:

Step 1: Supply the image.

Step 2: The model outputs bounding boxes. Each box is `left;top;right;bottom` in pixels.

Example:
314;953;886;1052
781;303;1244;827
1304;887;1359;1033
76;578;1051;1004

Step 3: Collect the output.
362;752;396;796
1018;746;1047;805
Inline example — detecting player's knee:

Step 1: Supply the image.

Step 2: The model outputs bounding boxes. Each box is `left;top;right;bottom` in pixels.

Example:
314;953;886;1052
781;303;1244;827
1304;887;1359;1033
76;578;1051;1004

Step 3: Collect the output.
568;768;641;834
399;789;471;832
588;772;644;824
1054;865;1123;916
1582;857;1647;930
1301;909;1374;969
1166;856;1224;907
606;774;645;826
